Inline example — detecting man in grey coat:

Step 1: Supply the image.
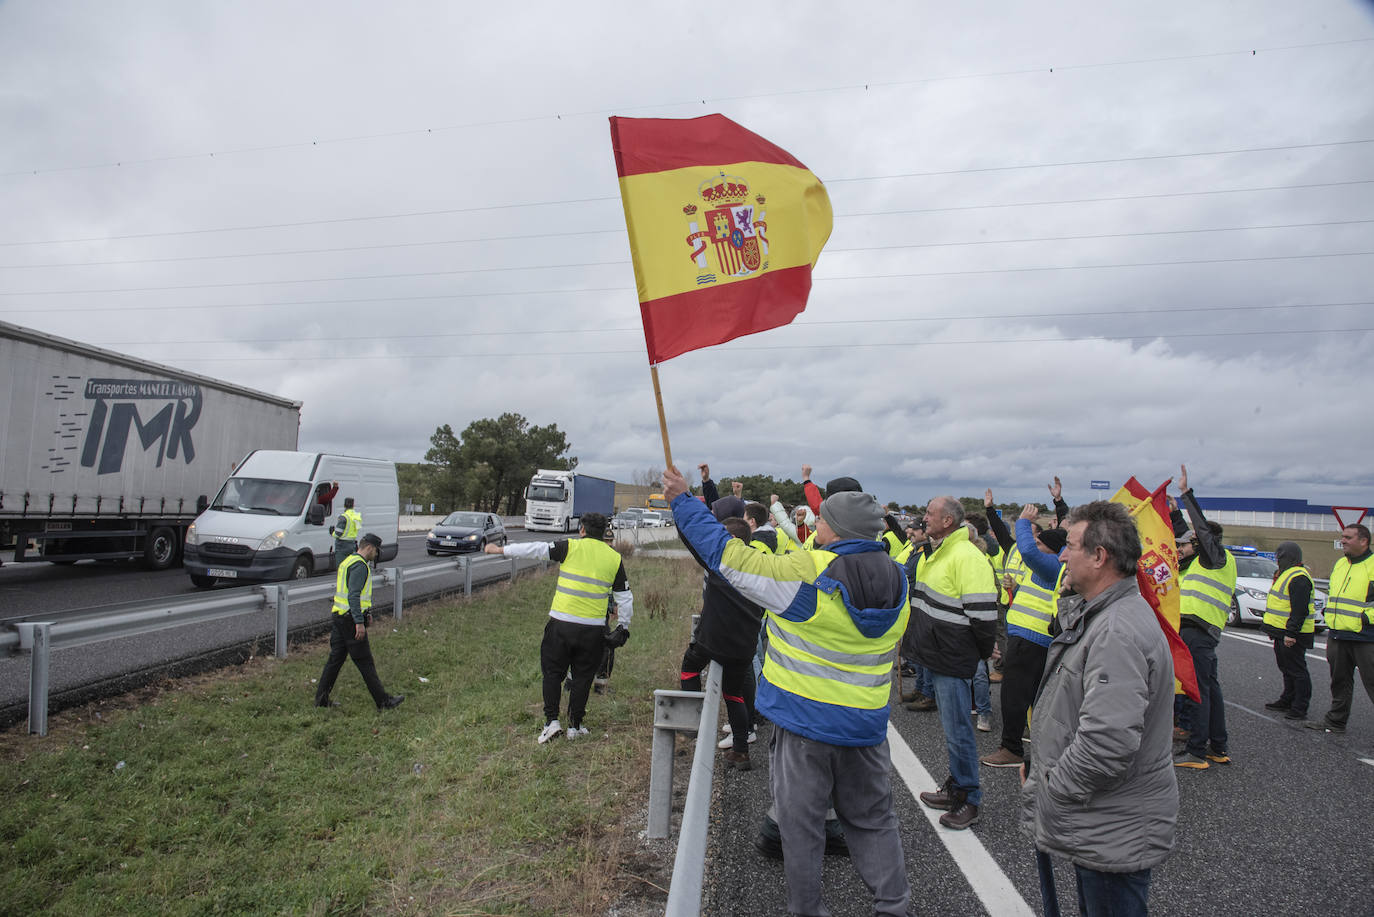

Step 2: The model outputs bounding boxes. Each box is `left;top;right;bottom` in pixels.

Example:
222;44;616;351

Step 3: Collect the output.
1021;501;1178;917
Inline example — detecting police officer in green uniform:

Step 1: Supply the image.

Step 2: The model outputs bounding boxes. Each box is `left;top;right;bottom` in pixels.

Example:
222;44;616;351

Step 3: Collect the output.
333;497;362;567
485;513;633;743
315;532;404;710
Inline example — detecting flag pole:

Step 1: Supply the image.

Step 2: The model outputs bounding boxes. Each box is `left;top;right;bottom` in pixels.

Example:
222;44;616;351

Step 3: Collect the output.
649;363;674;471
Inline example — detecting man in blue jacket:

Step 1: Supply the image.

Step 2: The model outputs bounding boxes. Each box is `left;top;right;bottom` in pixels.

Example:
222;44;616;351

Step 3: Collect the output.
663;465;912;917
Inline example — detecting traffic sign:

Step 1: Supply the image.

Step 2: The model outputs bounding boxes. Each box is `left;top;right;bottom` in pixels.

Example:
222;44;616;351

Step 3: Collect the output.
1089;480;1110;490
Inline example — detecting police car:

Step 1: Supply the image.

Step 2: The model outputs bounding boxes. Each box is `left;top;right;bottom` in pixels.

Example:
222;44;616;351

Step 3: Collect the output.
1225;546;1327;630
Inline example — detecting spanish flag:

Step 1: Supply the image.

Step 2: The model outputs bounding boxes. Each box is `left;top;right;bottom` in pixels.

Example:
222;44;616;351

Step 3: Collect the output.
1111;477;1200;702
609;115;832;365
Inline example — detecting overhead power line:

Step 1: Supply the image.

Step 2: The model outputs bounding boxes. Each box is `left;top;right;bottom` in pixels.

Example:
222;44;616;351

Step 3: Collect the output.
2;248;1370;297
3;35;1371;179
87;300;1374;348
3;216;1370;270
120;325;1374;364
3;161;1372;251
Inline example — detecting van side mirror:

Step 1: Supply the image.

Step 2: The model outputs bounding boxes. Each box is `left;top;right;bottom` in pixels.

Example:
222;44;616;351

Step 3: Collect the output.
307;504;326;526
196;495;209;514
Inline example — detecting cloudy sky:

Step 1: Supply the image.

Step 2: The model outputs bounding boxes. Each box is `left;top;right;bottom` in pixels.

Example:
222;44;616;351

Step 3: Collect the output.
3;1;1372;509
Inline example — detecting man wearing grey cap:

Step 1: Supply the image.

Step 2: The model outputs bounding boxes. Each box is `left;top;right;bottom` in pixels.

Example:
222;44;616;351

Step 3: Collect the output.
663;465;912;917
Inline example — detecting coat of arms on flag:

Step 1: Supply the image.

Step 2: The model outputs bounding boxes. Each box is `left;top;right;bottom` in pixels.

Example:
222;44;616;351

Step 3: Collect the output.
685;175;767;283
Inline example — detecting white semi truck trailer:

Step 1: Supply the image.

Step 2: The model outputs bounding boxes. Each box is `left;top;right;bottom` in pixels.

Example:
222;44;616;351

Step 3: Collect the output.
0;320;301;569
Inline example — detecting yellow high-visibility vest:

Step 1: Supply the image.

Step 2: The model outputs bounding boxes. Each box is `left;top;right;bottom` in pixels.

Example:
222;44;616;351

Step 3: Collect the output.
332;552;372;616
1325;554;1374;634
550;538;622;622
1006;563;1065;637
1179;550;1237;631
1263;566;1316;634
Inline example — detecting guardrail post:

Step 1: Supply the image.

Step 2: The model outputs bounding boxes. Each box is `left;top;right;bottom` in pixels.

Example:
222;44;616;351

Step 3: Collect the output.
648;668;716;840
263;585;288;659
463;556;473;597
664;662;722;915
509;556;517;583
387;566;405;621
16;623;53;736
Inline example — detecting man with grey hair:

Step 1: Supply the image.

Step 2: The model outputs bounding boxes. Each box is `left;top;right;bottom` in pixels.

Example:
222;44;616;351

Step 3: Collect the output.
907;495;998;830
1021;501;1177;917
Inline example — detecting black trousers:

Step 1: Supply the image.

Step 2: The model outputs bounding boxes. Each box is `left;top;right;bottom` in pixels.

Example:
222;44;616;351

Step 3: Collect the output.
316;612;389;706
1272;636;1311;715
680;642;756;753
999;634;1048;756
541;618;605;727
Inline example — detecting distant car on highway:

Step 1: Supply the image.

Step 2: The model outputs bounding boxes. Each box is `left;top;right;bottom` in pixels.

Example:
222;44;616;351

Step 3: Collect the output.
1226;547;1327;630
427;512;508;555
638;510;673;527
610;511;642;531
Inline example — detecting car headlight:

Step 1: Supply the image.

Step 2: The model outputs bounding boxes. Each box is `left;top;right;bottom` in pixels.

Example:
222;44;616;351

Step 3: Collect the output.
466;533;479;541
427;530;438;540
1239;586;1268;600
259;530;287;551
185;523;199;546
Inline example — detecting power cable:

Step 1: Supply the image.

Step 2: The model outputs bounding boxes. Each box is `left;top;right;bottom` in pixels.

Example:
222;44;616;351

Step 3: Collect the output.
4;216;1370;271
118;325;1374;364
88;300;1374;348
4;35;1370;179
2;248;1370;297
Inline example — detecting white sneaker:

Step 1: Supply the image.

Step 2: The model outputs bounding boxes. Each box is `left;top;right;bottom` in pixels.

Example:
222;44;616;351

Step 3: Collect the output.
717;730;757;749
538;719;563;744
566;725;590;739
976;714;992;733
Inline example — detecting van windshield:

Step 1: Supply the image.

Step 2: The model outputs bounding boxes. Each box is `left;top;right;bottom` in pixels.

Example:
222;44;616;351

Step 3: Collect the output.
528;484;567;502
211;478;310;516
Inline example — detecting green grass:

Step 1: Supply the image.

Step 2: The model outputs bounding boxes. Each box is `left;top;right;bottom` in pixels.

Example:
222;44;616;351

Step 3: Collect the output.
0;554;702;916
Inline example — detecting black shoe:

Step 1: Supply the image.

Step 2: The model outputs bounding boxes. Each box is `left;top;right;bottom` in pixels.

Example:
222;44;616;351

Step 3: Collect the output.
1284;709;1307;720
378;694;405;710
722;750;752;771
754;820;784;860
315;699;340;708
824;831;850;857
1305;719;1346;734
1264;699;1292;711
940;801;981;830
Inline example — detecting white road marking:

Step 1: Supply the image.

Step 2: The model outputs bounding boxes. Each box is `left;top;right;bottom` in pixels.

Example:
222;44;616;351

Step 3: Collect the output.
886;723;1035;917
1359;758;1374;768
1222;629;1326;663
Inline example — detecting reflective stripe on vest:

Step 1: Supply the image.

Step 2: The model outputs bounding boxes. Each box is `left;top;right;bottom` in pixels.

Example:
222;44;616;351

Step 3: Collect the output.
1263;567;1316;634
339;508;361;541
550;538;621;622
1325;555;1374;632
332;553;372;616
762;550;907;710
1006;564;1065;636
1179;550;1237;631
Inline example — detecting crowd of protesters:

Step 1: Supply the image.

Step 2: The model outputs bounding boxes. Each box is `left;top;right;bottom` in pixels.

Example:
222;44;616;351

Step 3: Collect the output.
658;461;1374;917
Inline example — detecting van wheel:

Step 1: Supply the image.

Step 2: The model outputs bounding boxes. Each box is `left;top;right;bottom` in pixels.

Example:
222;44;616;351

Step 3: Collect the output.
290;557;312;580
144;526;177;570
191;574;215;589
1228;596;1242;627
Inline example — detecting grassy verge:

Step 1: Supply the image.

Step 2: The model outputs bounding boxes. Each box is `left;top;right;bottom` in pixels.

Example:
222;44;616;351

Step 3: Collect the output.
0;554;702;916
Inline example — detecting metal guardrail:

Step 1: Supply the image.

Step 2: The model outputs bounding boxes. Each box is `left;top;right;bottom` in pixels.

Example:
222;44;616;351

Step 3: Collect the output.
6;554;545;735
648;661;722;917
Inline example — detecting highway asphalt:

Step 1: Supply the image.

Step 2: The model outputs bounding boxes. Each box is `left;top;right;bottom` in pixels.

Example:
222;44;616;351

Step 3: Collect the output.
699;625;1374;916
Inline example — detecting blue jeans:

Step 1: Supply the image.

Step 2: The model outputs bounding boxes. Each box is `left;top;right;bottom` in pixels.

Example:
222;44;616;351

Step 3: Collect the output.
973;659;992;716
929;672;981;806
912;663;935;698
1074;865;1150;917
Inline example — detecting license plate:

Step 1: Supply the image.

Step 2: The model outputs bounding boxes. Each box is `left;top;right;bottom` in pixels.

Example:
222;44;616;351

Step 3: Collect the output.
207;568;238;578
441;539;457;546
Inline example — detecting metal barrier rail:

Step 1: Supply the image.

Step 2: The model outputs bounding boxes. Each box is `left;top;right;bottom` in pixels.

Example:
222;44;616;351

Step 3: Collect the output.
6;554;544;735
649;661;722;917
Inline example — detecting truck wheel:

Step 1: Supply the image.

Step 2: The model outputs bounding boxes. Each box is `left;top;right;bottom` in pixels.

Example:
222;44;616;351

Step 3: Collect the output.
290;556;312;580
190;574;216;589
144;526;177;571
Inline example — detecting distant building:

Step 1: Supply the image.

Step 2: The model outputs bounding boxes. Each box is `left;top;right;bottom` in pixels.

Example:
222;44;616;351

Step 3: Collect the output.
1195;497;1367;533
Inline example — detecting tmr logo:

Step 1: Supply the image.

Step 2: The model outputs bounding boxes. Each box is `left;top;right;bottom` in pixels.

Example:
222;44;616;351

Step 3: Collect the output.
79;378;203;475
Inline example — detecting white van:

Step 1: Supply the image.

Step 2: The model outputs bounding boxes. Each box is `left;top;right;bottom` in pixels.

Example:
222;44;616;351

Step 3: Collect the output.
183;450;398;588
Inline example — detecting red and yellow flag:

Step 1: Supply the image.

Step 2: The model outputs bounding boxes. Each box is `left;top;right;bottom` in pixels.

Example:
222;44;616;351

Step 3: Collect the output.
609;115;832;364
1110;477;1200;702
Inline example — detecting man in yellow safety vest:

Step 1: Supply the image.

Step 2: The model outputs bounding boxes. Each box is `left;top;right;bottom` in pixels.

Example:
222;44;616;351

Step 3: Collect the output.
315;533;404;710
1307;523;1374;734
1262;541;1316;720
